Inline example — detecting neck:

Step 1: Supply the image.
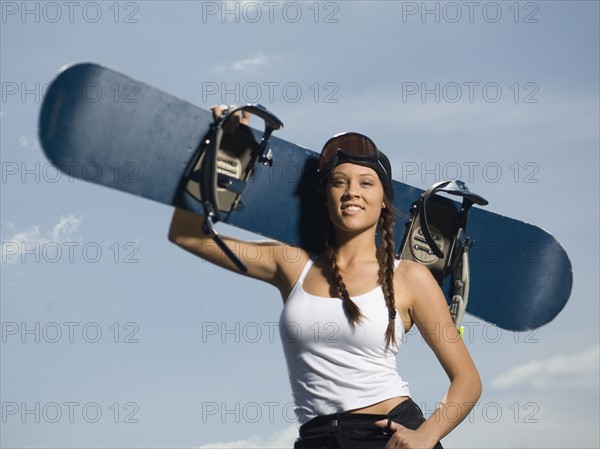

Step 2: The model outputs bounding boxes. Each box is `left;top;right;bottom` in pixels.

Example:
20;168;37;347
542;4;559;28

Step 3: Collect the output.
331;227;379;265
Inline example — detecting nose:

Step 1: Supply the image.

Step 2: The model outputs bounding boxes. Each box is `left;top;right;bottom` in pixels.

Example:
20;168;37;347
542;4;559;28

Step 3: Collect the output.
342;180;360;199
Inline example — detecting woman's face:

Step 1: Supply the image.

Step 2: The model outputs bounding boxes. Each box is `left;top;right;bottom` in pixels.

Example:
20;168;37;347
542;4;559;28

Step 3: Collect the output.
325;163;386;235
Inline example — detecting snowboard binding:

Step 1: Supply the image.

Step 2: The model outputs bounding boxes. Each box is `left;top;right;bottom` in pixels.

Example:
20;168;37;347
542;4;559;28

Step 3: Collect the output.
398;180;488;328
185;104;284;272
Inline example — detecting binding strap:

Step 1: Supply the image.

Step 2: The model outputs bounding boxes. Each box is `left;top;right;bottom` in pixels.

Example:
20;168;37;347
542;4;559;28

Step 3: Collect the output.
449;228;472;330
418;180;488;259
398;179;488;329
185;104;283;273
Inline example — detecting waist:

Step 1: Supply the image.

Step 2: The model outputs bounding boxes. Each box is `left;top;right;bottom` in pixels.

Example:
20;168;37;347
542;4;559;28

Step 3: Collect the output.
299;397;411;436
347;396;410;414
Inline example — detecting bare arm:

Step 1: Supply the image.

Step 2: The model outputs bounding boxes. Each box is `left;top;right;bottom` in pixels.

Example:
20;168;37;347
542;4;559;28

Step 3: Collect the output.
168;105;309;297
168;207;309;298
377;261;482;448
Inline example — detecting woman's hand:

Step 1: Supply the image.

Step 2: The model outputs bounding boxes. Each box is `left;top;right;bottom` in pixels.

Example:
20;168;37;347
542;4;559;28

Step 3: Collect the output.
374;419;438;449
210;104;250;133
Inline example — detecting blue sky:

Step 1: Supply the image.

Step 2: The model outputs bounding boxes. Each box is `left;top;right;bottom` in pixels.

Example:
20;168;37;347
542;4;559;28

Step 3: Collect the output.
1;1;598;448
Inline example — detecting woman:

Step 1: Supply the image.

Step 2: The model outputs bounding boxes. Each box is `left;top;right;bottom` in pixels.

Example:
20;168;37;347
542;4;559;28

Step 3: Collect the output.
168;109;481;449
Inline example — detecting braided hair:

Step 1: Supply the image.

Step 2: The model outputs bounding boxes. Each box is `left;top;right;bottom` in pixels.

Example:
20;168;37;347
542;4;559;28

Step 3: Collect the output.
323;195;398;350
377;196;398;349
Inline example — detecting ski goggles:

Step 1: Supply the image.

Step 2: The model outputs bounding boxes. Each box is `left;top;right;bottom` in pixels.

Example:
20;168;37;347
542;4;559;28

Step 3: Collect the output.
317;132;394;200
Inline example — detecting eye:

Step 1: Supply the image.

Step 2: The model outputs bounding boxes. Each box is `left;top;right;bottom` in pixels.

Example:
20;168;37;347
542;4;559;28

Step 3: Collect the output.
329;178;347;187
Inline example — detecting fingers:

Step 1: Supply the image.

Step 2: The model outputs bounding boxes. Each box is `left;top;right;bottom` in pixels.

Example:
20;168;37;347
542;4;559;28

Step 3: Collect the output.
375;419;413;438
374;418;405;434
210;104;250;133
240;109;250;125
210;104;229;121
375;420;431;449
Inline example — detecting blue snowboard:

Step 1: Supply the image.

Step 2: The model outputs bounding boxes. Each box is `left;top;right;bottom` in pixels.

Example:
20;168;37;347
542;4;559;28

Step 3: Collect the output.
39;63;573;331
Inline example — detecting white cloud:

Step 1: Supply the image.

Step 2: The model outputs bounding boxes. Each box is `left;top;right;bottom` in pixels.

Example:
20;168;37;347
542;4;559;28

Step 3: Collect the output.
231;53;268;72
1;215;83;264
19;135;39;150
442;394;599;448
211;53;270;72
196;424;297;449
490;345;600;390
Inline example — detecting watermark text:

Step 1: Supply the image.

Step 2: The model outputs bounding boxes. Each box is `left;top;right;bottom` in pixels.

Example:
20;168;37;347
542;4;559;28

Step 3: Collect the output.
201;1;340;24
1;1;140;24
2;321;140;343
2;401;139;423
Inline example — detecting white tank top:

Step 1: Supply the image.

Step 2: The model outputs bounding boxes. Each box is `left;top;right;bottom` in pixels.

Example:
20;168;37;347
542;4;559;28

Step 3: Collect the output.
279;258;411;424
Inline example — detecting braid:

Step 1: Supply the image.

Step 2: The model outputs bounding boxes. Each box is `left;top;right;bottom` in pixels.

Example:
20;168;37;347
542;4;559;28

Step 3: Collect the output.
325;243;364;326
378;198;397;350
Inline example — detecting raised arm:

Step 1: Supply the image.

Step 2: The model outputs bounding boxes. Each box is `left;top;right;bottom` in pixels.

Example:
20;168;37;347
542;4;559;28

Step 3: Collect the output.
168;105;309;298
168;208;309;299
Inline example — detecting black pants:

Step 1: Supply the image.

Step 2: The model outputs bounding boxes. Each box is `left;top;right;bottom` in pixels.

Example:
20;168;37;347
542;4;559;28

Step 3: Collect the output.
294;399;443;449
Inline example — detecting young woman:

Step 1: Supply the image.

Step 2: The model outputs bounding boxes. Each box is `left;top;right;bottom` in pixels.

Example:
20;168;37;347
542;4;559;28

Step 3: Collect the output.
168;109;481;449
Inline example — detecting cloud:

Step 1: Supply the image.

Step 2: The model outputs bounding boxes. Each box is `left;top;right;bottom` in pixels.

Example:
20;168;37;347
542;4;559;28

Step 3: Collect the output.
19;135;40;150
211;53;269;73
231;53;268;71
196;424;297;449
490;345;600;390
1;215;83;264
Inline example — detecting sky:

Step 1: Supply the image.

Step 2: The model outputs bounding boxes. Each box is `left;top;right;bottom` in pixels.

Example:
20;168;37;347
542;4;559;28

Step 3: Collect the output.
1;1;599;448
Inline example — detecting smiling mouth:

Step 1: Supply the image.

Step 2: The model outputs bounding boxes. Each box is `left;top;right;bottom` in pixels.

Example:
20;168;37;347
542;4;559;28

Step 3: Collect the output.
341;205;364;212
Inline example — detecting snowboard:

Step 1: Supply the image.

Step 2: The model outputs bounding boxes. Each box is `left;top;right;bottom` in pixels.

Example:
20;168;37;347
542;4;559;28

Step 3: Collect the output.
38;63;573;331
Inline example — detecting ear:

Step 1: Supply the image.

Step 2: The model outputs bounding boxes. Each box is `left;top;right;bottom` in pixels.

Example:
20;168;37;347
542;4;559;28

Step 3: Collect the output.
381;202;386;209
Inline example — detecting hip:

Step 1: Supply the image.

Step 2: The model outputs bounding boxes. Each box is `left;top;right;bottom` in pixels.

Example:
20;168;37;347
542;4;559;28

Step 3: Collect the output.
294;398;443;449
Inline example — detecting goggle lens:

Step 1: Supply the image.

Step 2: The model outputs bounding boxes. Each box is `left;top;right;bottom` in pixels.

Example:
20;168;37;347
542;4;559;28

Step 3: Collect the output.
318;132;382;176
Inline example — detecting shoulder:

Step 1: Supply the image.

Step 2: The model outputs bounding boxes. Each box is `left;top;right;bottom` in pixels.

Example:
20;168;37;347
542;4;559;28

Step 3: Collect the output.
394;259;436;284
394;259;443;311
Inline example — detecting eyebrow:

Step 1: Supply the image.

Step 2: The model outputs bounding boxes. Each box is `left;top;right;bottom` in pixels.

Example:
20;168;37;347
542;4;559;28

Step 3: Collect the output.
330;171;378;178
